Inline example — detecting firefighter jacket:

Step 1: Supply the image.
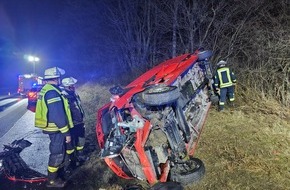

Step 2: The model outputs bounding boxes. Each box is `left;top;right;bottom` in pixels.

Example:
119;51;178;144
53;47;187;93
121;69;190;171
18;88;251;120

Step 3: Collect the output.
214;66;236;88
62;89;85;125
35;84;73;135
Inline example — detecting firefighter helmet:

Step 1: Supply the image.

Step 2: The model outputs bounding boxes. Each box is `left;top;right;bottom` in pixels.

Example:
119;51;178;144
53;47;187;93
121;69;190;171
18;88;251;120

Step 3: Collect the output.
217;60;227;66
62;77;77;87
44;67;65;79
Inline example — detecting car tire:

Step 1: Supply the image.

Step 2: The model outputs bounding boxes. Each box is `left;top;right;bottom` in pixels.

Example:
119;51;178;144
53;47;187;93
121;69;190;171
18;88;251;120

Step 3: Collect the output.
142;85;180;106
170;157;205;186
197;50;212;61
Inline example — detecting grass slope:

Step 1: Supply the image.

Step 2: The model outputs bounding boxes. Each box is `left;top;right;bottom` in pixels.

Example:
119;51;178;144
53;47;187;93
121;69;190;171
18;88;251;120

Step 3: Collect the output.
192;89;290;190
70;82;290;190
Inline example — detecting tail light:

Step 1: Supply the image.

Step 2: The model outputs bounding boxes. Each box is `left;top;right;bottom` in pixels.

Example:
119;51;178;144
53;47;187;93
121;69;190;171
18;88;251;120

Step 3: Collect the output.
28;92;37;99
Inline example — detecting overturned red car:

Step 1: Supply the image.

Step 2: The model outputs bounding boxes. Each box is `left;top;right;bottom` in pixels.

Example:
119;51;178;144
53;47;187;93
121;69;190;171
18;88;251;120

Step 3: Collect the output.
96;50;214;186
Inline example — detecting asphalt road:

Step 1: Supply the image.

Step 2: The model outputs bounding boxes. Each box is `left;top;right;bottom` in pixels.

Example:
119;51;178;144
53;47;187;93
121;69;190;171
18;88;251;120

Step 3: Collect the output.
0;97;49;175
0;98;28;138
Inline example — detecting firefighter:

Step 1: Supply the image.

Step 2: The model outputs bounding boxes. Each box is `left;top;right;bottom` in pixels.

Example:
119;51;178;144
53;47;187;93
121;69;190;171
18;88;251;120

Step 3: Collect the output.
61;77;87;165
35;67;73;188
214;60;237;111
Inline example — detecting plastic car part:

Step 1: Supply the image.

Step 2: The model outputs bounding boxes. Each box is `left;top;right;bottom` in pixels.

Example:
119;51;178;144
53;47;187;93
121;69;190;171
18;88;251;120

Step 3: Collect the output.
100;128;127;158
197;50;212;61
0;139;47;183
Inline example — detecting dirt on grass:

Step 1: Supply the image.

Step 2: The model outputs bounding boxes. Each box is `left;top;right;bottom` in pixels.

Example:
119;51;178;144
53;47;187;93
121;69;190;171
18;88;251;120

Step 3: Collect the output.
68;82;290;190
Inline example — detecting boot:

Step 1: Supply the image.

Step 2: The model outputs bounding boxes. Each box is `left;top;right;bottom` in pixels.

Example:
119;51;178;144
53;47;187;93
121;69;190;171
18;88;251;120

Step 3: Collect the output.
46;171;66;188
77;150;89;163
63;153;72;171
218;105;224;112
62;153;74;180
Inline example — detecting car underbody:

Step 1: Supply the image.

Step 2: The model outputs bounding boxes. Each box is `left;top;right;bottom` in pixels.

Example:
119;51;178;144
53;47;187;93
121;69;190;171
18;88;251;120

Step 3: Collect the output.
97;50;215;187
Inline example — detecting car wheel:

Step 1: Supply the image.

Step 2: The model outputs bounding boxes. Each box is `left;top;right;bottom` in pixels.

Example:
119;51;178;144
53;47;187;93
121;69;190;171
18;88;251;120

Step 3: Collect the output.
197;50;212;61
170;157;205;186
142;85;180;106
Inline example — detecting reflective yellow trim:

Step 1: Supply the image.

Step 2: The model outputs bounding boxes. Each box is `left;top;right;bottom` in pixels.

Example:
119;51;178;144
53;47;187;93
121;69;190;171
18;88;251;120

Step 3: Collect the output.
47;97;61;104
59;125;69;133
48;166;58;173
44;127;59;132
66;149;75;154
229;98;235;101
35;84;74;130
47;123;57;127
219;102;225;105
35;119;47;128
76;146;84;151
43;123;60;132
217;68;233;88
220;83;233;88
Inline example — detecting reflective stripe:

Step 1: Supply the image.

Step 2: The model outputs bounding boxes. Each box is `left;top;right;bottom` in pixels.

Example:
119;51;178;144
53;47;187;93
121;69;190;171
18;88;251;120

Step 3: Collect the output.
35;119;47;129
229;98;235;101
76;146;84;151
35;84;74;131
48;166;58;173
45;124;60;132
59;125;69;133
66;149;75;155
217;68;233;88
47;97;61;104
47;123;58;127
219;102;225;105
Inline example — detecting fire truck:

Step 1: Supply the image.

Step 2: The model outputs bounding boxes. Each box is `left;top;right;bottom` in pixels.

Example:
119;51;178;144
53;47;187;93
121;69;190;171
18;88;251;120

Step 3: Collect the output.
18;74;43;96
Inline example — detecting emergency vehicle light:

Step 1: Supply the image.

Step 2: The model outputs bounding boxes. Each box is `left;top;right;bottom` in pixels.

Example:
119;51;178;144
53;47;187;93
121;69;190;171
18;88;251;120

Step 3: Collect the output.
23;74;32;78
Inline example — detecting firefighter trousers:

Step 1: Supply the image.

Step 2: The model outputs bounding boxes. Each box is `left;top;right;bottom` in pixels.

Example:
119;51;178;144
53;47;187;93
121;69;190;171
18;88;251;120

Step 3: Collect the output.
47;132;65;177
219;86;235;110
71;123;85;148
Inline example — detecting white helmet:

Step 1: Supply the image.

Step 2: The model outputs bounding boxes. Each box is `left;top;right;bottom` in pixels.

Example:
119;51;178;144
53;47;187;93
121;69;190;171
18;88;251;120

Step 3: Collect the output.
62;77;77;87
44;67;65;79
217;60;227;66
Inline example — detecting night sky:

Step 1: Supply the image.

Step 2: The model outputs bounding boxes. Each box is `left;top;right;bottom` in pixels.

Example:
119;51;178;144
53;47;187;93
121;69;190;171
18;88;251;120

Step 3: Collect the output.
0;1;69;93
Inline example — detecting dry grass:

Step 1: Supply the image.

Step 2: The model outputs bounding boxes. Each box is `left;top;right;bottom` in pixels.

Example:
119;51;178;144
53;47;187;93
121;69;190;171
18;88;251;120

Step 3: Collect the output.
77;82;113;135
70;82;290;190
191;86;290;190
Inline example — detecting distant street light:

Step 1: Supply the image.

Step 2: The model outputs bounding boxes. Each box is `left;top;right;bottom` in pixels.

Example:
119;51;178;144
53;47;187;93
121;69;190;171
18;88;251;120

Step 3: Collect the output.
27;55;40;74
